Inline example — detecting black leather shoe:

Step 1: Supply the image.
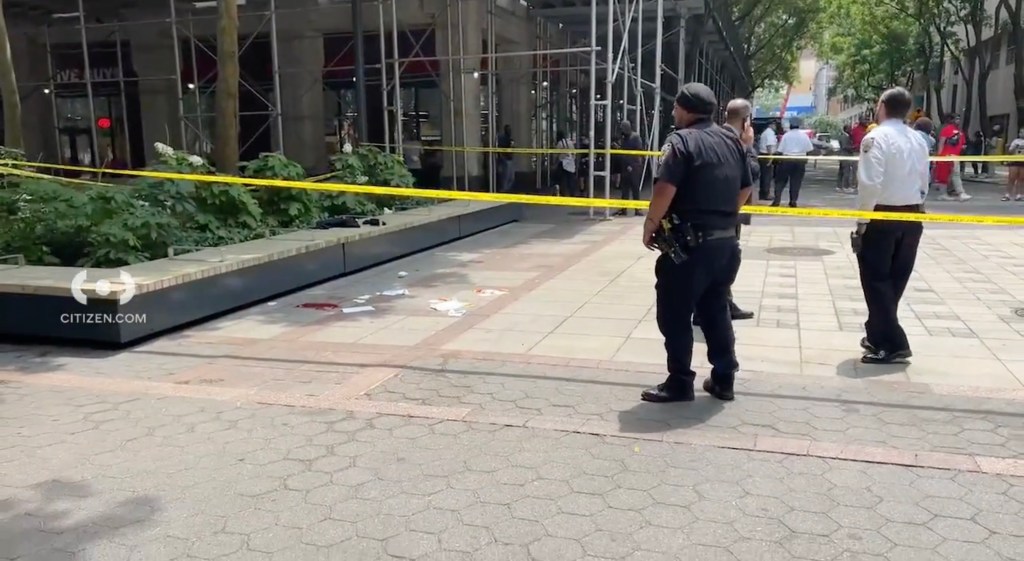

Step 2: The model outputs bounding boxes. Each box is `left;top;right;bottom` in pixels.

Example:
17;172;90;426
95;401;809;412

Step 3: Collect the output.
861;349;912;364
641;384;694;403
702;377;735;401
859;337;877;353
730;306;755;321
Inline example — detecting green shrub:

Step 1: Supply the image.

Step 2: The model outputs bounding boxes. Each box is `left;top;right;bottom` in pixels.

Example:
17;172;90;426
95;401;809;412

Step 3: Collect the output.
0;143;433;267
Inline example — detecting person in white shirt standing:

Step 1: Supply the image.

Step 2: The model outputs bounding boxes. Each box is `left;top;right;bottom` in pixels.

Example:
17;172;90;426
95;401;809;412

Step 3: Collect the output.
772;119;814;207
553;130;576;197
756;121;778;200
851;87;929;365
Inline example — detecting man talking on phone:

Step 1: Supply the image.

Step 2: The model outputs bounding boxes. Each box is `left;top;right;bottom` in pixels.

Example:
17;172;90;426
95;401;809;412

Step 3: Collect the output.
695;98;756;325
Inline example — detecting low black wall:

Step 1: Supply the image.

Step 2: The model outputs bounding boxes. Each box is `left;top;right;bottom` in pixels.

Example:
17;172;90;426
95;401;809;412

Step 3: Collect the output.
0;204;520;347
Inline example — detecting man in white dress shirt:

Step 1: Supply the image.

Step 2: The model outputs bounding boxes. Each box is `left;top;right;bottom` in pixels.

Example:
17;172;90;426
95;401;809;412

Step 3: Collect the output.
772;119;814;207
852;87;929;365
756;121;778;200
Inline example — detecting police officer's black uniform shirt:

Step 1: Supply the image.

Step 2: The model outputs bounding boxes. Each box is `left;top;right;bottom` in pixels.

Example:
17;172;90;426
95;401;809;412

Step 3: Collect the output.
658;119;752;230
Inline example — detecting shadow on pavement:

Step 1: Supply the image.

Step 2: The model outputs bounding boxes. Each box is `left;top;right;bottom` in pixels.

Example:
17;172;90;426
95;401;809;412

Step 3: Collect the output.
0;480;160;559
616;397;726;435
835;357;910;380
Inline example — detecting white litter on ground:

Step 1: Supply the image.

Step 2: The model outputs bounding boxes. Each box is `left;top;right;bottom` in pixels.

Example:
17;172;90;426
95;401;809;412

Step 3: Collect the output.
341;306;375;314
381;289;410;296
397;271;408;278
475;288;508;297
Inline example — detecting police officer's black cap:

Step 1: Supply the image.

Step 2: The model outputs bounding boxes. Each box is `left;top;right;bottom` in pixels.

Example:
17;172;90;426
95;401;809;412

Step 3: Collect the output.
674;83;717;116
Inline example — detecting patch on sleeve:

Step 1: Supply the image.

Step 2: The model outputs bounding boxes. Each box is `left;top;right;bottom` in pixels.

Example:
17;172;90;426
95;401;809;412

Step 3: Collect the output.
861;137;875;153
658;142;672;166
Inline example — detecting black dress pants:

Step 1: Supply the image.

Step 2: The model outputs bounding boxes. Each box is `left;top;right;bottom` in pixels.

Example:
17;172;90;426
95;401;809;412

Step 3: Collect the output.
758;159;773;199
857;219;923;354
655;238;741;392
773;161;807;206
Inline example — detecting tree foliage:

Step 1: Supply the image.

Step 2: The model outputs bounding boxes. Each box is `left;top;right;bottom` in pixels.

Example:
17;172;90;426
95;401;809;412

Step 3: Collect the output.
730;0;823;96
811;0;925;104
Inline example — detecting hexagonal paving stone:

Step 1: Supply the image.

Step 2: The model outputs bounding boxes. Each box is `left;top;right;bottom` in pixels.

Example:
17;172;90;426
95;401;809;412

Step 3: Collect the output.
581;531;639;559
542;513;597;539
879;522;943;549
782;511;839;537
439;526;494;552
385;532;439;559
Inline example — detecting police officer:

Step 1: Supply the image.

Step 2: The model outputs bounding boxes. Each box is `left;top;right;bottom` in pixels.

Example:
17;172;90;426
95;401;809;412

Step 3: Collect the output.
641;83;753;403
852;87;929;364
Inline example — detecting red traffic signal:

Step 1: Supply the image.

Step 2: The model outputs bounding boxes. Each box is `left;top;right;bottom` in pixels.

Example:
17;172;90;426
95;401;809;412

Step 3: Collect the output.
96;117;112;129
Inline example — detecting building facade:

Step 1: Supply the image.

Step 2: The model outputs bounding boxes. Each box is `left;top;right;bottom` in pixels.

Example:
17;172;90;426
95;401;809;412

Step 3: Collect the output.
938;0;1018;140
2;0;749;190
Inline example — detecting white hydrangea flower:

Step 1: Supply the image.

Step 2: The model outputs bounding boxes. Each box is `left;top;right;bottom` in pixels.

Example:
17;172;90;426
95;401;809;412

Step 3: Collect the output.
154;142;174;156
186;154;205;166
342;142;353;154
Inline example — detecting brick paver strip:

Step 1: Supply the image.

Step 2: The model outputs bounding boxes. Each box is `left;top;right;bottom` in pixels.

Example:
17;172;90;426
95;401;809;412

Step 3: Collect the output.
2;369;1023;479
2;381;1024;561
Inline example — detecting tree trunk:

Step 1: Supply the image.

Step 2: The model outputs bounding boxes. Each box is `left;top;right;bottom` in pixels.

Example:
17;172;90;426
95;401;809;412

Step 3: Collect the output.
978;67;992;136
960;54;977;134
213;0;239;172
1014;1;1024;131
0;0;24;150
931;47;946;120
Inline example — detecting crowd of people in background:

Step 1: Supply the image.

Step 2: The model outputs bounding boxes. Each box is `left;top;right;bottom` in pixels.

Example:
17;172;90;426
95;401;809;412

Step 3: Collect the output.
396;112;1024;204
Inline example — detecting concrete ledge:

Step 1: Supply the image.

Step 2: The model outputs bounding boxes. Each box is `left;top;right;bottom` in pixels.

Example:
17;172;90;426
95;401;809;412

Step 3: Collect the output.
0;201;521;346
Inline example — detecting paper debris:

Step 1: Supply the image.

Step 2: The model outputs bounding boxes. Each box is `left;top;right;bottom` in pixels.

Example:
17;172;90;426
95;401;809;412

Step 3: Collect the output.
341;306;375;314
429;299;465;312
397;271;408;278
475;288;508;297
447;308;467;317
381;289;410;296
267;302;277;306
353;299;368;304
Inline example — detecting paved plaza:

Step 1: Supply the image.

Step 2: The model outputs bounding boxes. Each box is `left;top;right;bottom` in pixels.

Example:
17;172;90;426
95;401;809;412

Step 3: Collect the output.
2;174;1024;560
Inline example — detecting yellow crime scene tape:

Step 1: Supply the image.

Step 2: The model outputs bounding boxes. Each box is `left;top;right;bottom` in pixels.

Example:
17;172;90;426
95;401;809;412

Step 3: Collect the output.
2;159;1023;226
364;141;1024;162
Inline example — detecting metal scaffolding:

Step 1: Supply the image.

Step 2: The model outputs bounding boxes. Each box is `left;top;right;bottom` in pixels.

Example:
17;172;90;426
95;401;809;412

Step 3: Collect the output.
11;0;748;194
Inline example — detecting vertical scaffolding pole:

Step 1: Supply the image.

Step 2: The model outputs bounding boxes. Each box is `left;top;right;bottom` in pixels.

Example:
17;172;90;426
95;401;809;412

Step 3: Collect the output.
378;0;390;151
443;0;457;185
390;0;403;153
456;0;469;191
486;0;496;193
586;0;597;219
677;15;686;87
188;18;204;153
534;18;542;194
603;0;614;218
44;27;62;165
168;0;188;148
651;0;664;176
76;0;100;166
634;0;642;131
269;0;285;153
353;0;369;140
113;28;132;165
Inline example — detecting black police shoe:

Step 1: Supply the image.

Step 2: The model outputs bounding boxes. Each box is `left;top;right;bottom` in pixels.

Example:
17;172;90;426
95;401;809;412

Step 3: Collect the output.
861;349;912;364
702;377;735;401
729;302;755;321
641;384;695;403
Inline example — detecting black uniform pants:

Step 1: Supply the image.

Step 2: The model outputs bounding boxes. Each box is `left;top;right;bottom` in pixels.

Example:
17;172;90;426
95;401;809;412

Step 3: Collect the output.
656;238;741;392
758;159;773;199
857;219;923;354
620;170;641;201
773;161;806;205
